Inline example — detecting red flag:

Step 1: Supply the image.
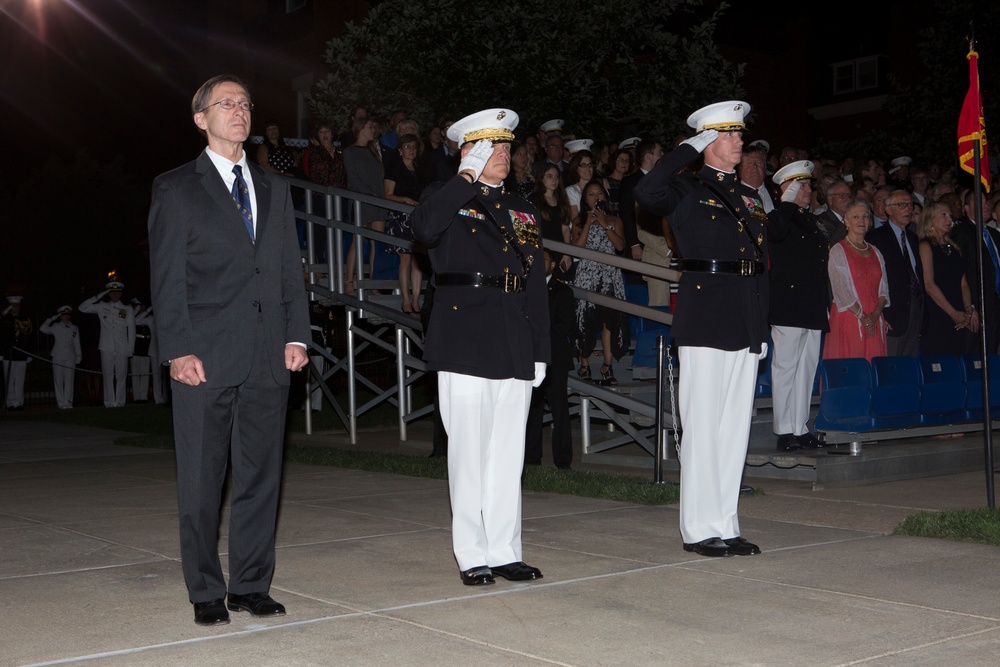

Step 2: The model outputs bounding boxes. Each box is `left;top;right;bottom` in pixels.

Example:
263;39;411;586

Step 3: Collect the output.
958;49;990;192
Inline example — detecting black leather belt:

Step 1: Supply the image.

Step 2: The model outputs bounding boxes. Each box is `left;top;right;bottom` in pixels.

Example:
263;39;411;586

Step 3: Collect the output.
436;272;525;293
678;259;765;277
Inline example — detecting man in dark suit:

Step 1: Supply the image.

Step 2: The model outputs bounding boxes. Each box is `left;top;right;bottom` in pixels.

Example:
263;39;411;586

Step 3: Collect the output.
767;161;830;452
147;74;311;626
866;190;923;356
525;249;575;469
635;100;768;558
814;179;851;244
413;108;550;587
951;189;1000;353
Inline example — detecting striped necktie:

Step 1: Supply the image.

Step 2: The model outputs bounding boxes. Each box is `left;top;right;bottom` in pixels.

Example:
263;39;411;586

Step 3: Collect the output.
231;165;255;242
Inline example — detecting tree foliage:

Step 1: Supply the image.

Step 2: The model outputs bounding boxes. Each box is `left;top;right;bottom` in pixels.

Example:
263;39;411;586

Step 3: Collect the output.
886;1;1000;171
310;0;744;141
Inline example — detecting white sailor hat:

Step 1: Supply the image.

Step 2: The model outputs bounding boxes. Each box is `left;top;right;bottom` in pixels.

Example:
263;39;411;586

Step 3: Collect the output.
106;281;125;291
57;305;72;315
539;119;564;134
773;160;815;184
565;139;594;154
687;100;751;132
6;296;22;304
618;136;641;150
748;139;770;154
891;156;912;167
447;108;519;146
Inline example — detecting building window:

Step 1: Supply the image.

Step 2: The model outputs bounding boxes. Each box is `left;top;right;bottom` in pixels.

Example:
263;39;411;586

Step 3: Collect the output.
832;56;879;94
286;0;306;12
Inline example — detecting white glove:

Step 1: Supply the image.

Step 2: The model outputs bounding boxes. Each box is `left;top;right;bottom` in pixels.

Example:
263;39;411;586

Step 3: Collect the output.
781;180;803;203
532;361;547;388
680;129;719;153
458;140;494;181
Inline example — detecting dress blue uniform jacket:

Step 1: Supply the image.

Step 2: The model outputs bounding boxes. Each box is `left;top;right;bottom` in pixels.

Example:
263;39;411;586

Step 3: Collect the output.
634;144;769;352
768;201;831;331
413;175;550;380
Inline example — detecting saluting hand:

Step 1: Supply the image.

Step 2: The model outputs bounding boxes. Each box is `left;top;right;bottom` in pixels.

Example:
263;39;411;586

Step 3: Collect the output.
680;129;719;154
458;139;494;181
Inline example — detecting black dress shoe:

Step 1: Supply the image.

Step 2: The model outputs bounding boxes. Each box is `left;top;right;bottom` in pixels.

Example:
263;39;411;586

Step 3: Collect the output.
227;592;286;617
193;598;230;626
796;432;825;449
682;537;732;557
724;536;761;556
428;451;447;458
461;565;495;586
776;433;800;452
491;561;543;581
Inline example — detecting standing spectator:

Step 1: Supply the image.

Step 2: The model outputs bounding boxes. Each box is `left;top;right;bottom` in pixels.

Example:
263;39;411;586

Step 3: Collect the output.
767;160;830;452
565;150;606;220
412;108;549;587
256;120;297;177
814;179;851;244
544;134;565;173
917;202;978;355
635;100;768;558
619;140;664;268
308;121;347;190
505;142;534;201
738;145;778;214
383;133;427;313
130;299;153;402
79;282;135;408
380;109;407;153
867;191;924;356
343;118;386;295
825;201;889;361
1;296;33;410
525;249;575;470
911;168;931;206
39;306;82;409
605;149;633;212
871;186;892;228
339;105;367;147
572;181;629;384
147;74;310;626
531;163;573;275
950;189;1000;352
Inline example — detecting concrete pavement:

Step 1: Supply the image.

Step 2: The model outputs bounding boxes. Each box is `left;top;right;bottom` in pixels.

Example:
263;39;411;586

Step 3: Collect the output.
3;420;1000;666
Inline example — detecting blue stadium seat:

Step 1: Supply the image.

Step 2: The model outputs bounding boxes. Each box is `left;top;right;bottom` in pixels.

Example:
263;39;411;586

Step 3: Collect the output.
815;358;875;432
917;355;968;425
870;356;922;429
756;334;774;398
962;353;1000;419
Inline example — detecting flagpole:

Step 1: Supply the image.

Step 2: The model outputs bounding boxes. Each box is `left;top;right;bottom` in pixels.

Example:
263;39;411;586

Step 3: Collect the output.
973;137;996;508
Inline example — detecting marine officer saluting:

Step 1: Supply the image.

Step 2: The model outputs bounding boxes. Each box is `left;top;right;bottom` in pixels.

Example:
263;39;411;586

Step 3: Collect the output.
635;101;768;558
412;109;550;586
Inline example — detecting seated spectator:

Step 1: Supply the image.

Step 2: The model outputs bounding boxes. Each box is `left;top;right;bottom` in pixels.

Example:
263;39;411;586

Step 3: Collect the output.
572;182;629;384
824;200;889;362
917;202;978;356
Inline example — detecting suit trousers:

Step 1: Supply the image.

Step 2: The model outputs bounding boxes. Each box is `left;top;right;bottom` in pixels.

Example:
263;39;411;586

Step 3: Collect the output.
172;330;288;603
439;372;531;571
677;345;760;544
770;326;821;436
100;350;128;408
52;359;76;409
3;360;26;407
637;228;672;307
131;355;151;401
886;296;923;357
525;366;572;468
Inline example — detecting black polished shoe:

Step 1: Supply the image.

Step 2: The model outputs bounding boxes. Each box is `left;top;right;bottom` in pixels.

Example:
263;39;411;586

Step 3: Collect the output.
796;432;825;449
461;565;495;586
724;536;761;556
227;592;286;617
776;433;800;452
428;450;447;458
682;537;732;557
491;561;543;581
193;598;230;626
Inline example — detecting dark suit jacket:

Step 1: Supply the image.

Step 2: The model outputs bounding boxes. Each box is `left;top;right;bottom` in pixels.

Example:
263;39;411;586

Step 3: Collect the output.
866;222;923;337
618;170;644;252
548;277;576;372
767;202;830;331
814;209;847;245
147;150;310;387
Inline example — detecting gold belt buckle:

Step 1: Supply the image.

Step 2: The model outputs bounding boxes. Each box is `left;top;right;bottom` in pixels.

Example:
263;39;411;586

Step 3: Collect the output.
503;274;521;293
739;260;754;277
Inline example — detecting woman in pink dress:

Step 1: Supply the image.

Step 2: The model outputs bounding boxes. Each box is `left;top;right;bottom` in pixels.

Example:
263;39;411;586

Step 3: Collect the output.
824;200;890;361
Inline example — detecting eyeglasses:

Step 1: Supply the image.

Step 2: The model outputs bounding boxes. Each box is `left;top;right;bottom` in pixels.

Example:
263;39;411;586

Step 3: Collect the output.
199;98;254;113
889;202;914;208
578;162;594;168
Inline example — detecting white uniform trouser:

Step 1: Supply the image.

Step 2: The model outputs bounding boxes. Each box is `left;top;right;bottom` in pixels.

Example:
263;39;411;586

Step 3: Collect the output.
439;372;531;571
101;350;129;408
770;326;821;436
52;359;76;409
3;360;27;407
131;356;151;401
677;345;761;544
